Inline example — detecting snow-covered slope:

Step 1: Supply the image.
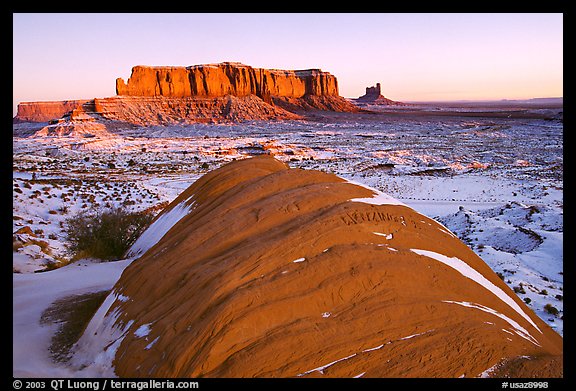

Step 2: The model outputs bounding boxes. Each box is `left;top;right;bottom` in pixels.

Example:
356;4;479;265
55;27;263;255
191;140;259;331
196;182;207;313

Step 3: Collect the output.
13;107;563;377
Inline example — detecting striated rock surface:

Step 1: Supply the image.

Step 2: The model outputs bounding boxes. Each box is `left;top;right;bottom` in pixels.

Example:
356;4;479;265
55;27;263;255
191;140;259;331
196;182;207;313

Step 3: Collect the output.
72;156;562;378
14;100;90;123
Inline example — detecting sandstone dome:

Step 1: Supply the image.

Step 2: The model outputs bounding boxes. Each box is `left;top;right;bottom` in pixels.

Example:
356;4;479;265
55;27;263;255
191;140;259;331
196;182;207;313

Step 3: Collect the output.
72;155;562;378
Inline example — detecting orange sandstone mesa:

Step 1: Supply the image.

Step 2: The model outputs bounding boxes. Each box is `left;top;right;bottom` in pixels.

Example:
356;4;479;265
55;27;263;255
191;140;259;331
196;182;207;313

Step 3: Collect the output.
115;62;340;99
14;63;360;125
73;156;562;378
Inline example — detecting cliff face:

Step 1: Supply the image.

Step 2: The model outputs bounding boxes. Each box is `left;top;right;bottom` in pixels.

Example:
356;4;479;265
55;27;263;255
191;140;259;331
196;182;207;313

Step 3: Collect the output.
116;62;340;100
14;100;89;122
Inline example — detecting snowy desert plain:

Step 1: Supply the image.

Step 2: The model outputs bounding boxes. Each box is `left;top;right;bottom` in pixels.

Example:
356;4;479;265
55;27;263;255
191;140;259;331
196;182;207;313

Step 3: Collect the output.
12;101;564;377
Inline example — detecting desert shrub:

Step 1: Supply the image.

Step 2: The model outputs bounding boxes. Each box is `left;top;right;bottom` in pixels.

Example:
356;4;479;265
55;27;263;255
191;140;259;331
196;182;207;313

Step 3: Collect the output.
64;206;153;261
513;285;526;294
544;303;559;316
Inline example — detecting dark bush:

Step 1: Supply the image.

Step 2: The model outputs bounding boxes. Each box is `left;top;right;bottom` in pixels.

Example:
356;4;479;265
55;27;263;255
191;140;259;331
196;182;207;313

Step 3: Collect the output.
544;303;559;316
513;285;526;294
64;206;153;261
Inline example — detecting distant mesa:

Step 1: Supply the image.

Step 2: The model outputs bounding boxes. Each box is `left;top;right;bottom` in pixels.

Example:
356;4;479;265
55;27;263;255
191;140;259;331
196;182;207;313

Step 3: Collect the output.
14;100;91;123
354;83;408;106
14;62;360;128
72;155;562;377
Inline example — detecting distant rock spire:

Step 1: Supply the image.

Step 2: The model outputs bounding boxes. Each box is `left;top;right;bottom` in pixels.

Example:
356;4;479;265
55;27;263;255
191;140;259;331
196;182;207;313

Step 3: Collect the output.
365;83;381;97
355;82;407;106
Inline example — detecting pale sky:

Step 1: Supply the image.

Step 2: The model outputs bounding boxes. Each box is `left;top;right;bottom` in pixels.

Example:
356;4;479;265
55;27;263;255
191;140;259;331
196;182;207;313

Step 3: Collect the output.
13;13;563;116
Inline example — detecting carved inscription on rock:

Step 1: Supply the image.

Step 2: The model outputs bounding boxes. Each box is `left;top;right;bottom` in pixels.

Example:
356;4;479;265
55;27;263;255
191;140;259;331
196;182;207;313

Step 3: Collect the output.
340;209;420;230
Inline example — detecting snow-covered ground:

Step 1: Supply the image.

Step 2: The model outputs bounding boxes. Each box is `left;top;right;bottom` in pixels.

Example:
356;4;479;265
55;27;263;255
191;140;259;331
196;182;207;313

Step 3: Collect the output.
13;258;134;377
13;110;563;376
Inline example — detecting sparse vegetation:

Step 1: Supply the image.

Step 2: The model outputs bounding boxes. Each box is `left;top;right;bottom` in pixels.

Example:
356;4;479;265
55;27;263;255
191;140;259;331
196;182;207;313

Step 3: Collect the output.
513;285;526;294
544;303;559;316
64;206;153;261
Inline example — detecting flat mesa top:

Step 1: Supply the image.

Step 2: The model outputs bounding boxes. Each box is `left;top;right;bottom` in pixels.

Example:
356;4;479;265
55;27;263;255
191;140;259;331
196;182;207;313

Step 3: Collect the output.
131;63;325;75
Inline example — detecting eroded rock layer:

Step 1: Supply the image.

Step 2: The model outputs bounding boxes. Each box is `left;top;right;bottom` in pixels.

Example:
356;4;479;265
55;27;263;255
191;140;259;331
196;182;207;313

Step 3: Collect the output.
93;95;301;125
74;156;562;378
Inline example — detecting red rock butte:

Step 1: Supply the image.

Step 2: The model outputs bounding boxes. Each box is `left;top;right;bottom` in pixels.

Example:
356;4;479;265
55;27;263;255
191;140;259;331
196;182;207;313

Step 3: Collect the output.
14;62;360;125
73;156;562;378
355;83;407;106
116;62;340;100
